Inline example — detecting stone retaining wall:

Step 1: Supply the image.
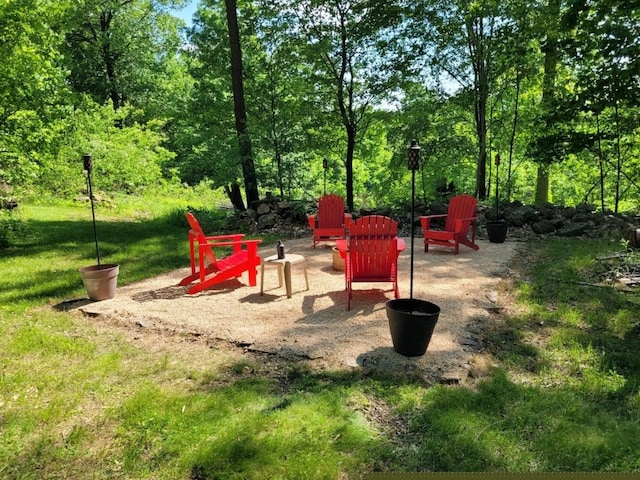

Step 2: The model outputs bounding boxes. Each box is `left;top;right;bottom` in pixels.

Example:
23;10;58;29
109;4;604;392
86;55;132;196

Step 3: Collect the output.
250;196;638;243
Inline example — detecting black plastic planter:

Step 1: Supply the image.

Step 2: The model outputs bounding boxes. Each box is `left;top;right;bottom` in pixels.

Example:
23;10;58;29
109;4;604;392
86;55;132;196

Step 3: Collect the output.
486;220;508;243
386;299;440;357
385;141;440;357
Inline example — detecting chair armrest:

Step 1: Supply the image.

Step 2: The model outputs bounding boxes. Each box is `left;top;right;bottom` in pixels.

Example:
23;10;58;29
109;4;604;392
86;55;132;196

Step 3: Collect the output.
202;238;262;254
204;239;261;248
343;213;352;228
453;217;477;233
206;234;245;241
190;230;246;242
420;214;447;230
307;215;317;230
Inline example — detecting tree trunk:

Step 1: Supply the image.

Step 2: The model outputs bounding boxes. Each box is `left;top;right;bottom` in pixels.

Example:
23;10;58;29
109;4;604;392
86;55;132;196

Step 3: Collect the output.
275;149;284;198
507;64;521;201
345;126;355;212
467;15;489;200
334;3;357;212
225;0;259;208
595;113;606;211
99;10;123;111
613;94;622;213
224;183;246;210
535;165;549;205
535;0;559;206
476;109;487;200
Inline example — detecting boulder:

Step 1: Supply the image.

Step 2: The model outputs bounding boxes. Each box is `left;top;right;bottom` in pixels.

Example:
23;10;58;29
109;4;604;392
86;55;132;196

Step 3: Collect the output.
504;206;530;227
531;219;556;235
1;198;18;210
556;222;589;237
256;202;271;215
258;213;277;229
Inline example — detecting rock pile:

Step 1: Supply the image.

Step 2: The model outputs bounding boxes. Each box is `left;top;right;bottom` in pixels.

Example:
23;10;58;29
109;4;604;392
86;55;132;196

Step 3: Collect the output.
250;195;638;244
241;196;311;238
475;201;636;242
0;181;17;210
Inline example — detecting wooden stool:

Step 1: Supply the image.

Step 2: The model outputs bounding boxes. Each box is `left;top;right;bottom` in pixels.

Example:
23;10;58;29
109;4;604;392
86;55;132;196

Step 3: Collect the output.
260;254;309;298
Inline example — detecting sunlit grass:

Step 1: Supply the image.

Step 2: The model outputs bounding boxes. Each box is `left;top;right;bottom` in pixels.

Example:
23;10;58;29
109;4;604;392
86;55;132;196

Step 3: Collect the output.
113;385;382;479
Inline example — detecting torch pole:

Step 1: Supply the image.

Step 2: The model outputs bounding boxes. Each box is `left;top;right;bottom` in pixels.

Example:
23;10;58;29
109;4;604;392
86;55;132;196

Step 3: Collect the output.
323;158;328;195
410;168;416;300
407;140;420;301
495;153;501;218
84;154;101;268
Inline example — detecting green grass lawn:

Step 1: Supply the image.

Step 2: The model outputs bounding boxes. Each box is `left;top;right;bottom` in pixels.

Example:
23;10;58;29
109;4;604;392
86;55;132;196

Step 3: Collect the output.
1;199;640;478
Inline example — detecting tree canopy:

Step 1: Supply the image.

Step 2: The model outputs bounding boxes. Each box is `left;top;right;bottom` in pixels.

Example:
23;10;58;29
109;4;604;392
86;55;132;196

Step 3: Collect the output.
1;0;639;212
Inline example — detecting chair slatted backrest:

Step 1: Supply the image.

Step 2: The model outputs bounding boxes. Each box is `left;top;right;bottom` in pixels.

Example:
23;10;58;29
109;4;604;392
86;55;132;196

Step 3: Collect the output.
444;194;478;234
349;215;398;280
317;194;346;229
186;212;217;266
349;236;398;280
350;214;397;238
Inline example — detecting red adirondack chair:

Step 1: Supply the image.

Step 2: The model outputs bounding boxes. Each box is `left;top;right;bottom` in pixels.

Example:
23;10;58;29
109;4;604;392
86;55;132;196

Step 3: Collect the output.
344;215;402;310
307;194;352;248
420;194;479;255
179;212;262;294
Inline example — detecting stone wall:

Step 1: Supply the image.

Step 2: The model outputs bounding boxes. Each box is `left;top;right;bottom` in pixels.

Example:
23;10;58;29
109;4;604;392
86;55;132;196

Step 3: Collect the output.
250;195;638;244
476;201;636;241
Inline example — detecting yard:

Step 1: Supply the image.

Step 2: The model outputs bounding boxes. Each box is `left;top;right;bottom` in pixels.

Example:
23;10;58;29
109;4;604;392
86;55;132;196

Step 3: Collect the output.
1;202;639;478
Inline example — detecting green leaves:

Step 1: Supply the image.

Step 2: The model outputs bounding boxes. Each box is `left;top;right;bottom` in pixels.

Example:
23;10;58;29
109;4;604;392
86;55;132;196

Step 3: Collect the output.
61;0;185;111
0;0;66;121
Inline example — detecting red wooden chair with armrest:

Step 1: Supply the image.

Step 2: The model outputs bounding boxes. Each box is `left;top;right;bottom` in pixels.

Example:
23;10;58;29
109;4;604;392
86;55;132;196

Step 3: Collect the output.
307;194;352;248
179;212;262;294
344;215;402;310
420;194;479;255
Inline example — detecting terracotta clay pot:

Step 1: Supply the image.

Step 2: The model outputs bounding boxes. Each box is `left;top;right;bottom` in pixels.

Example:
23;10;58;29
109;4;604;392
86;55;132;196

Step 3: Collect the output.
79;264;119;301
332;246;345;271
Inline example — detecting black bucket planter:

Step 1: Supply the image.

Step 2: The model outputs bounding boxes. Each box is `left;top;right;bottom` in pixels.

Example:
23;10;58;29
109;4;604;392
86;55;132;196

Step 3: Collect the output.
386;298;440;357
486;220;508;243
386;141;441;357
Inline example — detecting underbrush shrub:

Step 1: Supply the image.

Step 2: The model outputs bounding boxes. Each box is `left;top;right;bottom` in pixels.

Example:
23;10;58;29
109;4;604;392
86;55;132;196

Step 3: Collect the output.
0;210;25;250
170;206;238;234
47;100;174;198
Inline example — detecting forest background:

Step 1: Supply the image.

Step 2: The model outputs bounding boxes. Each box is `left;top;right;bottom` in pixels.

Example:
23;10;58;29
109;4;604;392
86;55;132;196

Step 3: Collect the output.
1;0;639;219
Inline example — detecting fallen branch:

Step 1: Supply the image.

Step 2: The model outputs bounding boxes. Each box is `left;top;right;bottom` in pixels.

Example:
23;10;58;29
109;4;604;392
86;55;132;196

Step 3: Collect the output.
596;252;631;261
549;277;635;293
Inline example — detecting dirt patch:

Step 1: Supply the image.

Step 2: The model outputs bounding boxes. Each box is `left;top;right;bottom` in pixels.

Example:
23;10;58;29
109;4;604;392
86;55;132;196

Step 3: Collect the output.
77;237;518;383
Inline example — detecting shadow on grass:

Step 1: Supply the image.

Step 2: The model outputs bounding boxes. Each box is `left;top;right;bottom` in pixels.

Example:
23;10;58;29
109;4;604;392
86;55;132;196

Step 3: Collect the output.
6;226;640;476
396;370;640;471
420;238;640;471
7;351;640;477
142;354;640;474
511;239;640;387
0;215;188;305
